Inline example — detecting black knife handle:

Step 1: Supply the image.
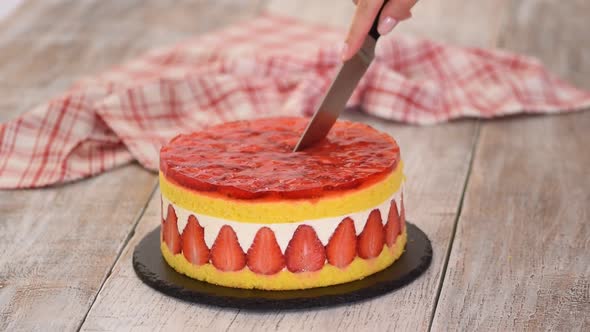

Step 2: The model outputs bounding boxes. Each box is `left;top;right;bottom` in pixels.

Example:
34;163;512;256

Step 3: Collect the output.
368;0;390;40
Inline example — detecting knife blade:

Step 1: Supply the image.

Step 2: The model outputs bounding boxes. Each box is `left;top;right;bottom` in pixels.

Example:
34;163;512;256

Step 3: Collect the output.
293;2;387;152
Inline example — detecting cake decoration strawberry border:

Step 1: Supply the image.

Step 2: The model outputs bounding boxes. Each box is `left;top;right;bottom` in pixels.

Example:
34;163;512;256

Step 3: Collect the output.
133;221;432;310
159;192;407;290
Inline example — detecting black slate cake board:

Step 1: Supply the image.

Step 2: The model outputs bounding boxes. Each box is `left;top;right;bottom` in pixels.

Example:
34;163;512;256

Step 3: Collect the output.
133;222;432;310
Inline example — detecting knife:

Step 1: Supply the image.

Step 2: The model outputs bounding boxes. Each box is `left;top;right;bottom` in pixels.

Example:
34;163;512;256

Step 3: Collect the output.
293;1;388;152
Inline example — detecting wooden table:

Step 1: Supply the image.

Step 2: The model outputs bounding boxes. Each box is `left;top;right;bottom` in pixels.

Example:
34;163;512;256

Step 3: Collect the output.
0;1;588;331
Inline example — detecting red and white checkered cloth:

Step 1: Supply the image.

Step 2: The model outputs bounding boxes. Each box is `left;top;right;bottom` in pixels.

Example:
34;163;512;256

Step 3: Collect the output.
1;14;589;189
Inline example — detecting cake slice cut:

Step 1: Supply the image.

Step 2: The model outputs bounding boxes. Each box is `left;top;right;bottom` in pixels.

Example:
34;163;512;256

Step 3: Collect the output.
159;117;407;290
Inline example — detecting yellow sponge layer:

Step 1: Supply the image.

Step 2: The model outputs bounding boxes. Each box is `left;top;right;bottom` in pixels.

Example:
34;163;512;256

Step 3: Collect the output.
160;161;404;223
161;229;406;290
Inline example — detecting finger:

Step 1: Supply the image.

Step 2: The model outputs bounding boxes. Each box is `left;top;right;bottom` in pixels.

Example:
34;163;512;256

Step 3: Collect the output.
377;0;417;35
342;0;384;61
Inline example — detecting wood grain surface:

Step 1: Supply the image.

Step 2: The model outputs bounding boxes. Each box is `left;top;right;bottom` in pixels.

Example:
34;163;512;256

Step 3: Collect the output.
499;0;590;90
431;113;590;331
431;0;590;330
0;167;156;331
0;0;262;331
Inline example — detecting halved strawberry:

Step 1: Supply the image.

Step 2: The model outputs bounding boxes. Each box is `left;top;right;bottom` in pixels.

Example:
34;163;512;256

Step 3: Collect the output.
163;204;181;254
285;225;326;272
358;209;385;259
181;215;210;266
247;227;285;275
210;225;246;271
400;192;406;232
326;217;357;268
385;200;401;247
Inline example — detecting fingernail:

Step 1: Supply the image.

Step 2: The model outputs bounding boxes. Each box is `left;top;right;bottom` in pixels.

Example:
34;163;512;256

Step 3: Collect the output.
377;16;398;35
340;42;349;61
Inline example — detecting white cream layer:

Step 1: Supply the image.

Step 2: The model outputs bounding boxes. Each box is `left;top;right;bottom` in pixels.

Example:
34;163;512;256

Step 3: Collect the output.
161;186;404;252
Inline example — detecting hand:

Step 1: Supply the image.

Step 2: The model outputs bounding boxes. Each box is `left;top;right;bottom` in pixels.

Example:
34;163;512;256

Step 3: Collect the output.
342;0;417;61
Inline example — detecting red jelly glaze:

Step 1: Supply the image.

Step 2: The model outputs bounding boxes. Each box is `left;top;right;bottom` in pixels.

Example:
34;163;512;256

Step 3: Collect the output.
160;117;400;199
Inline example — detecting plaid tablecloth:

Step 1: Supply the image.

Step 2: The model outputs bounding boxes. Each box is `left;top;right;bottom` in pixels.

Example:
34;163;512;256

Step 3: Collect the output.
1;14;589;189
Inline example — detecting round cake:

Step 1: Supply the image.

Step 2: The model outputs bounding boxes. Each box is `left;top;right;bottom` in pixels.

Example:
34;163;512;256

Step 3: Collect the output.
159;117;406;290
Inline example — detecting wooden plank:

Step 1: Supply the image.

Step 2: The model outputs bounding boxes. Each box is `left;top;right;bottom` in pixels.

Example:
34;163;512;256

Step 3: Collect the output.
431;112;590;331
498;0;590;90
0;166;156;331
81;114;479;331
0;0;263;331
0;0;265;120
432;1;590;330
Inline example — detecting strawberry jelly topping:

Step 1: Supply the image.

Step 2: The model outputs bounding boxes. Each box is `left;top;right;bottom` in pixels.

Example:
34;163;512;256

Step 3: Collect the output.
160;117;400;199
